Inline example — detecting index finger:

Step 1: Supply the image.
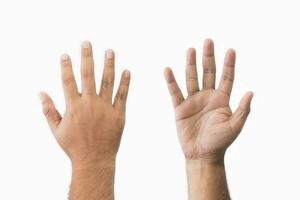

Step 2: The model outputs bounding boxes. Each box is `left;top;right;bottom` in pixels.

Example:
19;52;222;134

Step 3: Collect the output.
218;49;236;96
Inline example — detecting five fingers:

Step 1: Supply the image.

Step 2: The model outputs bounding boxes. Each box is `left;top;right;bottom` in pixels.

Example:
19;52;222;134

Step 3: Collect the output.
39;92;62;132
230;92;254;134
51;40;247;128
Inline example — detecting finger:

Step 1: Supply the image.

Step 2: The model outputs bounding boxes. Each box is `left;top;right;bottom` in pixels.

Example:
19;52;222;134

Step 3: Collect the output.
202;39;216;89
218;49;236;96
185;48;199;95
39;92;62;132
99;49;115;102
113;70;131;111
60;54;79;101
230;92;254;134
164;67;184;107
81;41;96;95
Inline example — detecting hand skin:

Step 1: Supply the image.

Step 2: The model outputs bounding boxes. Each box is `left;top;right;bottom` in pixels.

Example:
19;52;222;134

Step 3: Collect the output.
39;41;130;200
164;39;253;200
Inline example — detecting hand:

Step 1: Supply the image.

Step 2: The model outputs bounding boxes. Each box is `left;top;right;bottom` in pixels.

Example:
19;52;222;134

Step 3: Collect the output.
40;41;130;168
164;39;253;161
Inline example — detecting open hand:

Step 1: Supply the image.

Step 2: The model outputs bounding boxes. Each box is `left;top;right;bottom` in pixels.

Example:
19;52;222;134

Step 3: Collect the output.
40;41;130;168
165;39;253;161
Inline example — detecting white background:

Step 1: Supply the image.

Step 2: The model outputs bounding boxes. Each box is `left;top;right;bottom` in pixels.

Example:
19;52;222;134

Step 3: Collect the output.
0;0;299;199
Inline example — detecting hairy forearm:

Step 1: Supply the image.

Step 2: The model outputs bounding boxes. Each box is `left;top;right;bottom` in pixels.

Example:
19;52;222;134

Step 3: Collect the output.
186;159;230;200
69;160;116;200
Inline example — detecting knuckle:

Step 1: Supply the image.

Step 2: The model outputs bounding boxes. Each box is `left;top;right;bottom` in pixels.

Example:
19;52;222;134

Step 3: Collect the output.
122;77;130;85
222;74;234;82
101;79;113;90
116;91;125;101
203;67;216;74
62;75;74;86
170;88;180;96
186;71;198;80
82;70;94;79
237;107;249;118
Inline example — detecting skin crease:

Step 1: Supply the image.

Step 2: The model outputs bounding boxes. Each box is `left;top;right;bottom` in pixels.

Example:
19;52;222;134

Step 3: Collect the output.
165;39;253;200
39;41;130;200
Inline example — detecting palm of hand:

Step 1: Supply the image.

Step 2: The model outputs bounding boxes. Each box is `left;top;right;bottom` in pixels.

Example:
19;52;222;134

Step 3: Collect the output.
176;90;234;159
165;39;253;160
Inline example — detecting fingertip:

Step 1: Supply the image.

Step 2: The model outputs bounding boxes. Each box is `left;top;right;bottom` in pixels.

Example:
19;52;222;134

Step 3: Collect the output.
38;91;46;103
247;91;254;99
106;49;115;60
121;69;131;85
225;48;236;67
226;48;236;58
239;91;254;110
123;69;131;79
81;40;91;49
39;91;52;103
38;92;52;116
164;67;171;74
164;67;171;76
227;48;236;54
164;67;174;83
204;38;214;48
187;47;196;54
61;54;71;66
61;54;69;61
247;91;254;108
244;91;254;101
186;48;196;65
81;41;93;57
203;39;214;56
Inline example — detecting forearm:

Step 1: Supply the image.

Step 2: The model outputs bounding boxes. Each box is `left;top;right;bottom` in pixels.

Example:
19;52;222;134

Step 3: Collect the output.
69;160;116;200
186;159;230;200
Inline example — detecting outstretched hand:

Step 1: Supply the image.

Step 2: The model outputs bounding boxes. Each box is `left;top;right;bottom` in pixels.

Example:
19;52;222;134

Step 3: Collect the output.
40;41;130;168
165;39;253;161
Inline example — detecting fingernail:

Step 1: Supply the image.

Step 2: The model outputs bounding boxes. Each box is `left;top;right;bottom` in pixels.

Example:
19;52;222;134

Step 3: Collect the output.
61;54;69;61
38;92;45;103
106;49;114;59
249;92;254;98
204;38;213;47
124;70;130;78
82;41;90;49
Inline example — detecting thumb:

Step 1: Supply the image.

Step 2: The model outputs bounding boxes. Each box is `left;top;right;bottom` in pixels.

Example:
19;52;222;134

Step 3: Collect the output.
39;92;62;132
230;91;254;134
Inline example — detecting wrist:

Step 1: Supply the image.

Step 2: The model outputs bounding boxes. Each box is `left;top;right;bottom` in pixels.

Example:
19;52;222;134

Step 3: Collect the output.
185;158;229;200
186;158;225;175
186;156;224;166
72;157;116;171
70;157;116;200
